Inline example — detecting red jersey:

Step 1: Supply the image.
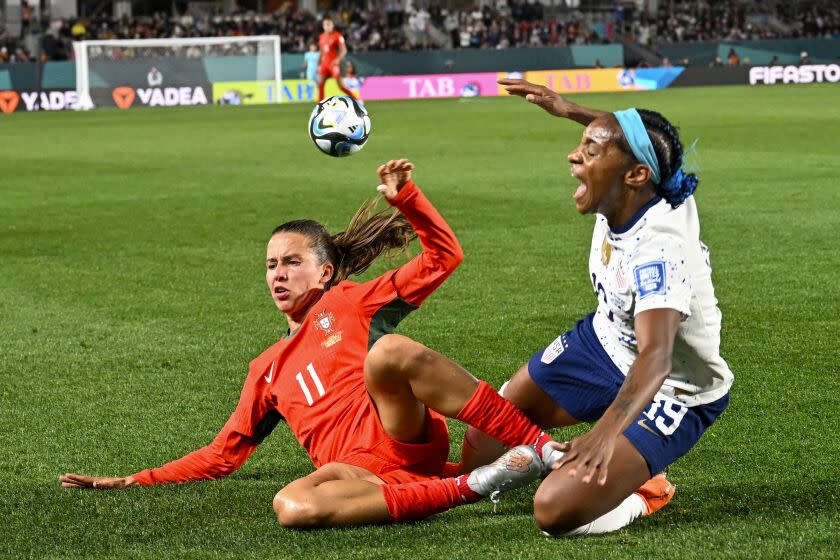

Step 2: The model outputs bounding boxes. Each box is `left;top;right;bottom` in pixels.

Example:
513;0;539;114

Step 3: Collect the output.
132;181;463;485
318;31;344;66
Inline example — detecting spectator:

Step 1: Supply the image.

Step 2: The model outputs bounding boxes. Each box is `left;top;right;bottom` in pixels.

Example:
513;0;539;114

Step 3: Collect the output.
71;18;86;40
20;1;31;39
727;47;740;66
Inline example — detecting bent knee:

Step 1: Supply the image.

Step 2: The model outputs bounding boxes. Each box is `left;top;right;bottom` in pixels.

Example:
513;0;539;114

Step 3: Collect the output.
366;334;430;375
533;485;592;535
273;492;325;529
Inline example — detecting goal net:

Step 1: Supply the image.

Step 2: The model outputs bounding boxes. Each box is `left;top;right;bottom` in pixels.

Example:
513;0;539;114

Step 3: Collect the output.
72;35;282;110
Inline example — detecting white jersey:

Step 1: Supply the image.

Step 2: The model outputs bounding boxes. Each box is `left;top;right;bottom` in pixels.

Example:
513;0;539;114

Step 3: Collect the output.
589;195;733;407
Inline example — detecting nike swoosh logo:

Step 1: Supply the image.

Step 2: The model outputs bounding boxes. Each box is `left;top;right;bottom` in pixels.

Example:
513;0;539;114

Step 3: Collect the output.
265;361;276;384
637;419;663;439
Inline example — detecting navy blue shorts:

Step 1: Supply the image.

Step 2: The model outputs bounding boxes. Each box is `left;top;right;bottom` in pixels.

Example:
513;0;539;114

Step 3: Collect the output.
528;313;729;476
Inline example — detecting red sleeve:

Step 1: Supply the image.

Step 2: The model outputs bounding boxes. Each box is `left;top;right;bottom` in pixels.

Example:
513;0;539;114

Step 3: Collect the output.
350;180;463;313
132;367;280;486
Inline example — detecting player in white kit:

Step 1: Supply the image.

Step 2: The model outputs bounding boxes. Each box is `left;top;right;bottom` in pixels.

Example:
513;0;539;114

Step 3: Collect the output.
462;79;734;536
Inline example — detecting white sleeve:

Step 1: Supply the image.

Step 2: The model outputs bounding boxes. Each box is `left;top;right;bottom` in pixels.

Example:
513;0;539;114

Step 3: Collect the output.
629;232;692;317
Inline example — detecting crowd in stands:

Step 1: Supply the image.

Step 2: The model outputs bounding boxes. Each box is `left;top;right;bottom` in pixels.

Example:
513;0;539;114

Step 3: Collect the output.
629;0;840;45
0;30;33;63
1;1;838;64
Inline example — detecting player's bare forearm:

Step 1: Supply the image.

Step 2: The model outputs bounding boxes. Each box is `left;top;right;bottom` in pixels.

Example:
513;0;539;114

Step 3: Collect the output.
498;78;608;125
563;102;610;127
596;349;671;436
597;308;681;436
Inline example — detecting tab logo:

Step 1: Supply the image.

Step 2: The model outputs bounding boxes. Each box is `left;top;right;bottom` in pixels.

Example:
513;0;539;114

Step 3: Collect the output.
0;90;20;114
112;86;135;109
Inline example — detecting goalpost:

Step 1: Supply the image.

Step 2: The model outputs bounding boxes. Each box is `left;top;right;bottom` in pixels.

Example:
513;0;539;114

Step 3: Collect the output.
72;35;282;110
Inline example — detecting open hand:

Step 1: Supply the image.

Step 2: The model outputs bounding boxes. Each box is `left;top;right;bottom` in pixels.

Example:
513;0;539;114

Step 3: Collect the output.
550;426;616;485
59;473;137;490
376;159;414;200
498;78;574;118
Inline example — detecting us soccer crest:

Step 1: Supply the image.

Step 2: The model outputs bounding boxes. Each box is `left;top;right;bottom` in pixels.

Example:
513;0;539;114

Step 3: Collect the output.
601;234;612;266
314;311;342;347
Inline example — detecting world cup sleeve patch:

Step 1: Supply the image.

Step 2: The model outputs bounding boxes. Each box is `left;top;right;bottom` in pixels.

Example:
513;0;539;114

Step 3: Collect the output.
634;261;666;299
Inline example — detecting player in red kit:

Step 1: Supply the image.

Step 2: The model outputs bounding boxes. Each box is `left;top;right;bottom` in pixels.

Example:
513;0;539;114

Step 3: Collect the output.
317;17;357;102
60;159;565;527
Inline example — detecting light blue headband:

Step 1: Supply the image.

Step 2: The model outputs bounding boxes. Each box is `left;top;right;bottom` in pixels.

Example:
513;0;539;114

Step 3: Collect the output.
613;108;661;185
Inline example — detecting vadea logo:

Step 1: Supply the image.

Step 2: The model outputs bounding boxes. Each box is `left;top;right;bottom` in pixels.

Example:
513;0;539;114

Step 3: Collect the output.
0;90;20;113
749;64;840;85
137;87;209;107
111;86;209;109
113;86;135;109
15;90;94;111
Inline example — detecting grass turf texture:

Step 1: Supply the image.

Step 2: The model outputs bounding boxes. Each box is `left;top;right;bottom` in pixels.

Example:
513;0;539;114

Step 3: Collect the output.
2;84;839;559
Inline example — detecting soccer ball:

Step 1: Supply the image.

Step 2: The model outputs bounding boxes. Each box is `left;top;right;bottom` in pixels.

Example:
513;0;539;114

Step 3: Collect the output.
308;96;371;157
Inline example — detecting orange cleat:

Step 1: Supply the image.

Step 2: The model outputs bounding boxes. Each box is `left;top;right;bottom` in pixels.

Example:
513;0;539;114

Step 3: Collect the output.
635;473;676;516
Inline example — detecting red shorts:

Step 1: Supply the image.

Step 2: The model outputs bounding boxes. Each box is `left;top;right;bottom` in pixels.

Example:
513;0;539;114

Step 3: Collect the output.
336;398;453;484
318;62;341;79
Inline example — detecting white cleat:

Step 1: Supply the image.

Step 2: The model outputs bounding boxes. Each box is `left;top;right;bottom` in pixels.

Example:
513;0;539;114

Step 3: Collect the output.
466;445;542;503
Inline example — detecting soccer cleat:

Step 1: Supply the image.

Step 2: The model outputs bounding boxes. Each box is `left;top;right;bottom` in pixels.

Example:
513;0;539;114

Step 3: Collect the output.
532;432;565;477
465;445;542;503
539;444;565;477
635;473;676;515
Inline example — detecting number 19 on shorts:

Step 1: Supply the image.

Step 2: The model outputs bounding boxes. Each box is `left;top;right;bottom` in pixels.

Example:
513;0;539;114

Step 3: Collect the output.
643;395;688;436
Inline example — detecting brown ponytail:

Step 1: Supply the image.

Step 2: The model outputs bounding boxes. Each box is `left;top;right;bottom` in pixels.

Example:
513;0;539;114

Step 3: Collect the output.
272;199;417;287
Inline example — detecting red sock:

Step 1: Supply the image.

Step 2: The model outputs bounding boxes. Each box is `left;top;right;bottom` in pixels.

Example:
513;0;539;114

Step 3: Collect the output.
317;80;325;101
456;381;553;454
381;477;478;523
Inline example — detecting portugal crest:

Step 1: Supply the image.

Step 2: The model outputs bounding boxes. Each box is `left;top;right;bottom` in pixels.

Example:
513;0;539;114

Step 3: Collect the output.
314;311;342;347
315;311;335;334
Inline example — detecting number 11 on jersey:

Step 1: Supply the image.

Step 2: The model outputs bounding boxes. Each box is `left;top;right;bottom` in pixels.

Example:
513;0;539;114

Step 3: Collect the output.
296;363;326;406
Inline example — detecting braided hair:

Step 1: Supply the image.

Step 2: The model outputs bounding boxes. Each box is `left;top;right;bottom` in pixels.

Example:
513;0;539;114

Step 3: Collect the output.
616;109;699;208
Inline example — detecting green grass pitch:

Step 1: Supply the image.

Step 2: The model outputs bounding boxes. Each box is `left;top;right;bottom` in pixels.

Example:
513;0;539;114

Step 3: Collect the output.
2;84;839;559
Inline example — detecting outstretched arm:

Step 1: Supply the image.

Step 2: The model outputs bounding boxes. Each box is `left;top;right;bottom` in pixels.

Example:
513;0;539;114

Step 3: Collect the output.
60;369;279;489
376;159;464;306
498;78;609;126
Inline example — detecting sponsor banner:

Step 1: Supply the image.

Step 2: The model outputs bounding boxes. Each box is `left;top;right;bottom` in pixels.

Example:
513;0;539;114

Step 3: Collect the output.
213;80;356;105
0;89;94;113
359;72;499;100
508;67;684;95
1;67;683;113
748;64;840;85
91;85;211;109
210;68;680;106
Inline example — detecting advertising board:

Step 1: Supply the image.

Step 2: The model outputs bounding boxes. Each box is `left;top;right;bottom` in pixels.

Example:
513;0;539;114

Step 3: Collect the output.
748;64;840;85
0;89;93;112
212;80;355;104
2;67;683;113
